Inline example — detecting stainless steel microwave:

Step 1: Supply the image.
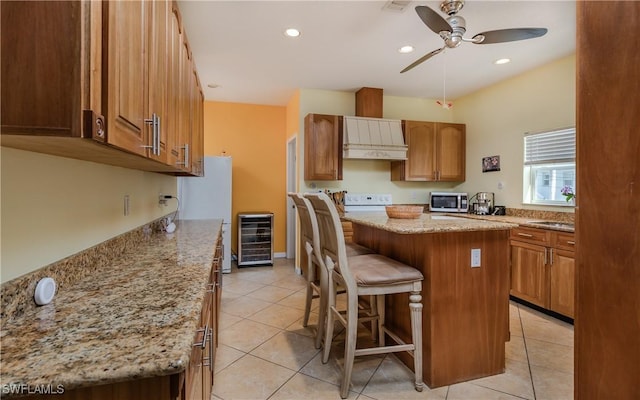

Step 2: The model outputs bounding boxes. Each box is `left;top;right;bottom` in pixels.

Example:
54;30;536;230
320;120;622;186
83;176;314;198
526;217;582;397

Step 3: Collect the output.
429;192;469;213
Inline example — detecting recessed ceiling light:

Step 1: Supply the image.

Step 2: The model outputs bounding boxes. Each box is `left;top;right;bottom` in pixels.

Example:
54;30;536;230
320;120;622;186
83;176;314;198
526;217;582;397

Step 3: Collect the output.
285;28;300;37
207;83;220;89
494;58;511;65
399;45;415;54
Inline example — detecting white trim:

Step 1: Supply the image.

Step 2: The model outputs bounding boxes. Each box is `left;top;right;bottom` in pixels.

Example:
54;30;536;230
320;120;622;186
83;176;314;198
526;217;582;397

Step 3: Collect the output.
274;252;287;259
286;135;299;275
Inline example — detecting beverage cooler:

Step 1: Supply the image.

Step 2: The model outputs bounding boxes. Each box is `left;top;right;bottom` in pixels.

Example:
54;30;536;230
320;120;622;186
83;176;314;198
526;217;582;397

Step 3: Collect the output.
237;212;274;266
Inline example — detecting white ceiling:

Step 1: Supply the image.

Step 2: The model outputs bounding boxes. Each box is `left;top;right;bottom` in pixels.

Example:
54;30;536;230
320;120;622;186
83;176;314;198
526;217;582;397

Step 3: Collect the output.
179;0;576;106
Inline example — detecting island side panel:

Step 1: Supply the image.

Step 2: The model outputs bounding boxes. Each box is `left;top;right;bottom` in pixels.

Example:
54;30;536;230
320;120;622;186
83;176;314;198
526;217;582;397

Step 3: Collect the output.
353;224;510;388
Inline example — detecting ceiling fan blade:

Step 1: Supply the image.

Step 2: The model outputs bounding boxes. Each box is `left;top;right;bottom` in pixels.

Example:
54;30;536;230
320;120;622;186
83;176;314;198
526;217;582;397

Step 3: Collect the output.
472;28;548;44
415;6;452;35
400;47;445;73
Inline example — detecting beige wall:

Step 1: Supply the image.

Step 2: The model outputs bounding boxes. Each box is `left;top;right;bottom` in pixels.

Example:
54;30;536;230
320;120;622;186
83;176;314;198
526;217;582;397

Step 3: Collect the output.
454;54;576;210
297;55;575;208
0;148;177;283
298;89;464;204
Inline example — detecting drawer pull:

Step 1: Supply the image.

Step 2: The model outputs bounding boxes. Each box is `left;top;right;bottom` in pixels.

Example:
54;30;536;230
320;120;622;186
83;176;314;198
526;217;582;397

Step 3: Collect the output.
567;240;575;246
517;232;534;238
193;325;209;349
203;329;213;367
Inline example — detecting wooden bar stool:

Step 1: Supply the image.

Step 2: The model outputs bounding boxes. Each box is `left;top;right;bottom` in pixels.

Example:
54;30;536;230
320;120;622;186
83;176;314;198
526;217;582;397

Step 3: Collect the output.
304;192;424;399
288;193;373;349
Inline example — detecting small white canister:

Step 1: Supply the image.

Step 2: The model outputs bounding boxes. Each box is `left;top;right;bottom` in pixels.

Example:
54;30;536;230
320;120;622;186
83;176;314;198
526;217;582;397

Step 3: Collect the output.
34;277;57;306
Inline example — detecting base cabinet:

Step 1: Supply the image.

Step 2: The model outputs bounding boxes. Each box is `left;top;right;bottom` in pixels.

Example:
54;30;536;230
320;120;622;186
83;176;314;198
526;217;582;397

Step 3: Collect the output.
510;227;575;318
23;232;223;400
510;240;548;308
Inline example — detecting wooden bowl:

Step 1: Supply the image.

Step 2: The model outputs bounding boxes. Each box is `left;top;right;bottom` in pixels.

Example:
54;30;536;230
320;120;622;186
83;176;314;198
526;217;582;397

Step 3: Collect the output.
385;205;423;219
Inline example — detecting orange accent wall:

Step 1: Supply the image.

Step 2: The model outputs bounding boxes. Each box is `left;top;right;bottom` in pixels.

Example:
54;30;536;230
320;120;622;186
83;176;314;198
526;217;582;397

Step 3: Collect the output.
203;101;287;257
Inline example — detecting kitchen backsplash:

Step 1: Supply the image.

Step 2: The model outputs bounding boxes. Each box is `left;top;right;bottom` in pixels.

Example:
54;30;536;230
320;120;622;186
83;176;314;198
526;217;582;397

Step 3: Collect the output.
0;216;170;321
506;208;574;223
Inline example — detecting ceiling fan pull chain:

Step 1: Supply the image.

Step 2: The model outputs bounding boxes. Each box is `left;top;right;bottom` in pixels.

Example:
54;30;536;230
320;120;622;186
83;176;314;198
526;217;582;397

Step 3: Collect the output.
438;50;453;109
443;50;446;104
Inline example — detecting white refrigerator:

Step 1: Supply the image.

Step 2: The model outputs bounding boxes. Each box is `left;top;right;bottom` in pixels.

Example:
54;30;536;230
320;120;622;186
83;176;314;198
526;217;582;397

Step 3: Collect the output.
177;156;232;273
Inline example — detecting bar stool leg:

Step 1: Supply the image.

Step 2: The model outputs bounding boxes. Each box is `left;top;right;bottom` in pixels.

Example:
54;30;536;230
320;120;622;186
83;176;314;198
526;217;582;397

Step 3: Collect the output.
302;246;314;328
376;294;386;346
322;276;337;364
409;290;424;392
315;265;329;349
340;294;359;399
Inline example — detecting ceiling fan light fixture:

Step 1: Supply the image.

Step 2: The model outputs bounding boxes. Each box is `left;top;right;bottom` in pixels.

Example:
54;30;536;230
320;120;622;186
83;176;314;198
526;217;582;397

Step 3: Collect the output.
284;28;300;38
398;45;414;53
494;58;511;65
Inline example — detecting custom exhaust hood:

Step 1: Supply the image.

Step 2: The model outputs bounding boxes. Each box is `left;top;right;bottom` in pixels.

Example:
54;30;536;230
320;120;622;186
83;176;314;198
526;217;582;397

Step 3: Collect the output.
343;87;408;160
342;116;408;160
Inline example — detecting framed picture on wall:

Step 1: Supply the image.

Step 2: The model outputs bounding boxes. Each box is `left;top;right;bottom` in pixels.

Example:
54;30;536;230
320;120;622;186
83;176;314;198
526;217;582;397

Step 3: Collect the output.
482;155;501;172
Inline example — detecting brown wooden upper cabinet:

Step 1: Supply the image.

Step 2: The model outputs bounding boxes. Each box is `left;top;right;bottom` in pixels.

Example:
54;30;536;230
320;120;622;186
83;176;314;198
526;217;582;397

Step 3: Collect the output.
391;121;466;182
304;114;343;181
0;0;203;176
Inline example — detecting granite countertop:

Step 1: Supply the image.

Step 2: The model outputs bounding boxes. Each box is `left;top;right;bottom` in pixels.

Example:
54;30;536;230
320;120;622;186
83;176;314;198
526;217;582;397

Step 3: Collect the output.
342;212;518;234
0;219;222;393
457;214;575;233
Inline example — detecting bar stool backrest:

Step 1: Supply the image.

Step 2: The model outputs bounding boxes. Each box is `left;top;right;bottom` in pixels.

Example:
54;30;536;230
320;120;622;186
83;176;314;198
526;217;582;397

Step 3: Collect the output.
304;192;355;292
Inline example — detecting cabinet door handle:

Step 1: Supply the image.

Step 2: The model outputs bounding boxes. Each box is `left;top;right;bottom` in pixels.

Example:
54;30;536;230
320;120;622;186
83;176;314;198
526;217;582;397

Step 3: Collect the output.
143;113;161;155
203;329;213;367
517;232;534;238
567;240;575;246
193;325;209;349
155;115;161;156
176;143;189;167
143;114;156;154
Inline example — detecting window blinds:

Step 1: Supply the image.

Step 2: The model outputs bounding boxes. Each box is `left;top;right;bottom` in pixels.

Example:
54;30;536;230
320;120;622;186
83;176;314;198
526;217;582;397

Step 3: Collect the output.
524;128;576;165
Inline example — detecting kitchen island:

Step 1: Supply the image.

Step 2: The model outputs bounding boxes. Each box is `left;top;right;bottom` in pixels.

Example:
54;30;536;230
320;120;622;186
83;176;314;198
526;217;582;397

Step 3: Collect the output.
342;212;517;388
0;219;222;399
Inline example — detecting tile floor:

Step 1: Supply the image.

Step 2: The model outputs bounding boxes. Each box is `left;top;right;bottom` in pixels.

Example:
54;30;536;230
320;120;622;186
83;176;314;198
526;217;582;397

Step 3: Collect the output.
212;259;574;400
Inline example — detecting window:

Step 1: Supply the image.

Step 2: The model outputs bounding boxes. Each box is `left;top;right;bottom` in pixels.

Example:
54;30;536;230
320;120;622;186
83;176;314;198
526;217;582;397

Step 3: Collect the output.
523;127;576;205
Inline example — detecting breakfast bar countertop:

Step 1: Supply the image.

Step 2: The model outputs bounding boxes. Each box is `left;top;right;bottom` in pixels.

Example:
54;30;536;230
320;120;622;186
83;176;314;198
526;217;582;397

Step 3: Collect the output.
342;212;518;234
0;219;222;393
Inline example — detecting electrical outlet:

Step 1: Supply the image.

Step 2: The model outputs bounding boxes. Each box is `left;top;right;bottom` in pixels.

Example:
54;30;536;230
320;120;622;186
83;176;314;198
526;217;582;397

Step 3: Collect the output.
159;194;171;206
124;195;130;216
471;248;481;267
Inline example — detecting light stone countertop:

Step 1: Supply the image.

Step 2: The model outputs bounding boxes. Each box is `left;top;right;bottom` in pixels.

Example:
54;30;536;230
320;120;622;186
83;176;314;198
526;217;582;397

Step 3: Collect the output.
0;219;222;393
342;212;517;234
455;214;575;233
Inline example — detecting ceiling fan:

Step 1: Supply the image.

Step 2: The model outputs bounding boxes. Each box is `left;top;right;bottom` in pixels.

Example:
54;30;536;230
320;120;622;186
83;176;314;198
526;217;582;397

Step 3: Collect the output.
401;0;548;73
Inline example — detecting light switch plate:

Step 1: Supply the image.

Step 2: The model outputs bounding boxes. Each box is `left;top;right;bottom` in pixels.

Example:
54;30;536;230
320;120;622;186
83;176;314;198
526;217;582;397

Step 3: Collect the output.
471;248;481;267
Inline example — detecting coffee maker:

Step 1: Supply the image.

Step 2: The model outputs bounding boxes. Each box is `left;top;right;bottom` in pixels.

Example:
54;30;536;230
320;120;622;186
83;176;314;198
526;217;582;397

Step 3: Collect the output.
470;192;494;215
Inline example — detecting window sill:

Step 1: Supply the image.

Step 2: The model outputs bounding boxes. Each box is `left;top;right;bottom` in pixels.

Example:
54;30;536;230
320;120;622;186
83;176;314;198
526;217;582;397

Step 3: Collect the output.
522;201;575;207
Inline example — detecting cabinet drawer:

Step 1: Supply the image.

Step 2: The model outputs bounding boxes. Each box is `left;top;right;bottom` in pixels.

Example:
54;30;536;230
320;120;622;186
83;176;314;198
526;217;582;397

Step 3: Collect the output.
553;232;576;251
510;226;551;245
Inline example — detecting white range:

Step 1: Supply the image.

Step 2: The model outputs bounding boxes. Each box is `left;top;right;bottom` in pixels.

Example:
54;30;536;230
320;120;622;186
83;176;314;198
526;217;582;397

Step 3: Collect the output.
343;193;392;212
